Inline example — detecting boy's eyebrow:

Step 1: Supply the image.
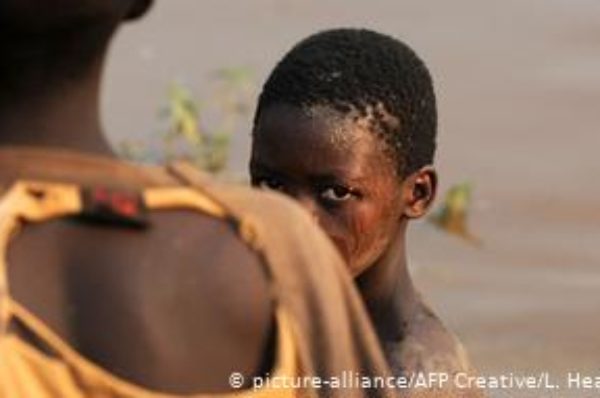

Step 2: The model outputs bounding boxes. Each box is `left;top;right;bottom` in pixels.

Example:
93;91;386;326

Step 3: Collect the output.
249;162;289;180
308;169;369;186
251;161;368;185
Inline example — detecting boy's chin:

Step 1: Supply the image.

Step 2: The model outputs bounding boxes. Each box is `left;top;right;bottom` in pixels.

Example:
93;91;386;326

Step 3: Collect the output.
349;256;378;278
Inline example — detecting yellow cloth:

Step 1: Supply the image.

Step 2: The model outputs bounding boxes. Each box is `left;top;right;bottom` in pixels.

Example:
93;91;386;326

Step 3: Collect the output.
0;181;297;398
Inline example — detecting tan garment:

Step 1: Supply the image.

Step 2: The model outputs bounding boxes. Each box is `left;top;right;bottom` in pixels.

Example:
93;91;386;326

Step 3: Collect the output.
0;148;395;398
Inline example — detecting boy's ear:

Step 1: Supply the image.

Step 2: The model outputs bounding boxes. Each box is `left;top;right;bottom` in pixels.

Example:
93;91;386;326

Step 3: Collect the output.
125;0;154;21
402;166;437;219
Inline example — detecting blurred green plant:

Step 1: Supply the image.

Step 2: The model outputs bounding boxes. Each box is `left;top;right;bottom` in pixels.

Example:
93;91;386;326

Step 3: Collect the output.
429;182;481;245
118;66;254;175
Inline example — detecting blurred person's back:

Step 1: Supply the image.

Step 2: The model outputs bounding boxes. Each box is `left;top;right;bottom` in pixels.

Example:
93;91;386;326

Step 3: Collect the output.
0;1;393;397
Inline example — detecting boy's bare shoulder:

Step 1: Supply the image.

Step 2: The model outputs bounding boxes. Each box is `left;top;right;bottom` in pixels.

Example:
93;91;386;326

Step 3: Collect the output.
384;300;484;397
385;299;476;377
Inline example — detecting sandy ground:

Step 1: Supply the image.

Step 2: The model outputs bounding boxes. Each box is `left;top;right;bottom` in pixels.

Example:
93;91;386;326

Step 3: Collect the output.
103;1;600;396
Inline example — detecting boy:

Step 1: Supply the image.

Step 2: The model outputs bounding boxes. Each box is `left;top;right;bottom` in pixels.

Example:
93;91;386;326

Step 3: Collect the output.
251;28;480;395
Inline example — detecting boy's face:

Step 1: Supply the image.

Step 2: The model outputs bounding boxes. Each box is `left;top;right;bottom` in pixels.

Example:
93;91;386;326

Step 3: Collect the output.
251;104;407;275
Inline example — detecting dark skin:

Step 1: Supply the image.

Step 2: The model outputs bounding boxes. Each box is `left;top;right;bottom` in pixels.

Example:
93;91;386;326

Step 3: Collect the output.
251;104;437;343
0;0;273;393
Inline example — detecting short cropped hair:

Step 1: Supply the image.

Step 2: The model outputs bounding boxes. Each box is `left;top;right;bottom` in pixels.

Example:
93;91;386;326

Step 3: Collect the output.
254;28;437;177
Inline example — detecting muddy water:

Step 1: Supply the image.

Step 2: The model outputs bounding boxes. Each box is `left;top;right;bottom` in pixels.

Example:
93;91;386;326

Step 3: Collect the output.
104;1;600;394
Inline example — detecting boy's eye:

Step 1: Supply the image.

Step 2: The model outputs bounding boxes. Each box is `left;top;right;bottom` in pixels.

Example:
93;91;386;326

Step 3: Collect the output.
257;177;284;191
319;185;353;203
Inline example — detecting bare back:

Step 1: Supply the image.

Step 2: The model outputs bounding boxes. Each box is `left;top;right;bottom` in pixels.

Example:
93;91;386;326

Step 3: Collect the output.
1;149;273;394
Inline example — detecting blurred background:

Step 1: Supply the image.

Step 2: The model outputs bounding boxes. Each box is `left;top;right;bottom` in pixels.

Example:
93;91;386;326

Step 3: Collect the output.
103;1;600;396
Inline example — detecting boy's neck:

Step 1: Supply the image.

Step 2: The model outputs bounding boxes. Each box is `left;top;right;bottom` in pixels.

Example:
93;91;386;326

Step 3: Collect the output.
0;26;115;157
0;65;114;157
355;224;418;342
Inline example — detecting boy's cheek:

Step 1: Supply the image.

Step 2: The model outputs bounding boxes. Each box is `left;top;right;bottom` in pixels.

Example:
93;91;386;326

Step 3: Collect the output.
346;205;392;265
314;202;396;273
